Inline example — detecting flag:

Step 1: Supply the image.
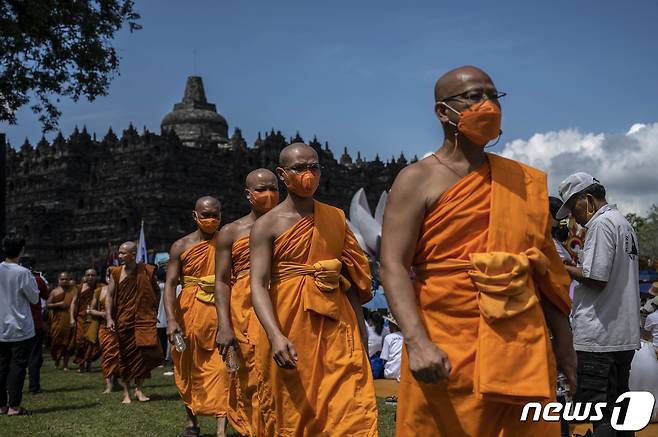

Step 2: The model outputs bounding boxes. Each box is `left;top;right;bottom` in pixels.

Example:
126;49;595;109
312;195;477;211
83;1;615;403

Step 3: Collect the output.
137;220;148;264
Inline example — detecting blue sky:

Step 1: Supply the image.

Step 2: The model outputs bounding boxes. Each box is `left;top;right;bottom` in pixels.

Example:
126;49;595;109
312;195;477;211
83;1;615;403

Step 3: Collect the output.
4;0;658;162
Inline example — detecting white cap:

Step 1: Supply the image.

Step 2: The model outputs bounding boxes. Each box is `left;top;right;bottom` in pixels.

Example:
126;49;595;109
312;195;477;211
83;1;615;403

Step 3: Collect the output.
556;172;599;219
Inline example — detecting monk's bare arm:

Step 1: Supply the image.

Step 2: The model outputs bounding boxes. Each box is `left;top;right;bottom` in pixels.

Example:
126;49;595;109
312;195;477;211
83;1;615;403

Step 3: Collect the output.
215;226;236;356
346;289;368;350
250;218;297;368
380;165;451;383
46;289;66;309
105;276;116;331
69;287;79;326
164;240;185;341
88;291;105;319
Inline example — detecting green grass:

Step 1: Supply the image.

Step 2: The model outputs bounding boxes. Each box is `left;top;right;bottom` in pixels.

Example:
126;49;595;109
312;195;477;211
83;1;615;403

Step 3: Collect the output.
0;357;396;436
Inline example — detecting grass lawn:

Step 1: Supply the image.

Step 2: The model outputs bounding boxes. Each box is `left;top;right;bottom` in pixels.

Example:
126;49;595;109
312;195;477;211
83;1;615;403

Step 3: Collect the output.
0;356;396;436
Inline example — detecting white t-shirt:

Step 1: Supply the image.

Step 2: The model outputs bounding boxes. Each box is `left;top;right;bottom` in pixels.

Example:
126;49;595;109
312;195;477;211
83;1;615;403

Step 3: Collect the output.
0;262;40;342
366;323;389;357
381;331;404;381
644;311;658;349
571;204;641;352
156;283;181;328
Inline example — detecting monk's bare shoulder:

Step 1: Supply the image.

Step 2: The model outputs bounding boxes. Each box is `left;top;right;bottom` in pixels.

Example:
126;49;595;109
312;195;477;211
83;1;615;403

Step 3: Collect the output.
392;156;460;209
218;221;246;248
169;232;197;259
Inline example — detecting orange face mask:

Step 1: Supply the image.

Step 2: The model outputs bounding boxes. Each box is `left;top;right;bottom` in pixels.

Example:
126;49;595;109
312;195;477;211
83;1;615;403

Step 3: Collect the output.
444;99;502;146
282;169;320;197
248;189;279;213
194;213;220;234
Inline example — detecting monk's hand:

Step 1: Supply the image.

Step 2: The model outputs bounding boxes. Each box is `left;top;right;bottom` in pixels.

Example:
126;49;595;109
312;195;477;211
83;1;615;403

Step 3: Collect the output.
106;318;115;332
407;338;451;384
216;325;237;359
166;320;183;344
270;334;298;369
554;340;577;395
69;319;75;327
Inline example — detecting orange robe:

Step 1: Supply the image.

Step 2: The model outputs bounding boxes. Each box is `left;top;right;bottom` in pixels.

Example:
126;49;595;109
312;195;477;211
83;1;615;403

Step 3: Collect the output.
50;288;76;361
396;154;571;437
255;201;378;436
110;264;162;381
98;288;121;378
73;284;103;365
173;239;228;417
227;236;261;436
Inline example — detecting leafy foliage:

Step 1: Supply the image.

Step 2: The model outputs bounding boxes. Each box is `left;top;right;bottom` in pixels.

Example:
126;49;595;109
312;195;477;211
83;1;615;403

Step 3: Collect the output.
0;0;141;131
627;205;658;261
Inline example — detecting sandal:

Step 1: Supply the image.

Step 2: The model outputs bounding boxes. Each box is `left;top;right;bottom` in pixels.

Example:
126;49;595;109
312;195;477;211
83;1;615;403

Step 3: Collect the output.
385;395;398;405
181;425;200;437
7;407;29;416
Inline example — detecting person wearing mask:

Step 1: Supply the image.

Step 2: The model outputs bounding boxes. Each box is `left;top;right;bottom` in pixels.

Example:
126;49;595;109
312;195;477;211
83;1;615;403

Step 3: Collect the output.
557;173;641;437
0;234;40;415
549;196;573;264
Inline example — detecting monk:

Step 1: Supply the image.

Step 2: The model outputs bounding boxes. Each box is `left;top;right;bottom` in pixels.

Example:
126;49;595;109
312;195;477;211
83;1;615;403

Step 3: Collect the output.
71;269;103;372
379;66;577;436
106;241;163;404
88;271;121;393
215;169;280;437
46;272;77;370
165;196;228;437
249;143;378;436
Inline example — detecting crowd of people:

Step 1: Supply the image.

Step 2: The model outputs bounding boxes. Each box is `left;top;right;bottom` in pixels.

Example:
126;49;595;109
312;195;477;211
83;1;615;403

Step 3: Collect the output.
0;65;654;437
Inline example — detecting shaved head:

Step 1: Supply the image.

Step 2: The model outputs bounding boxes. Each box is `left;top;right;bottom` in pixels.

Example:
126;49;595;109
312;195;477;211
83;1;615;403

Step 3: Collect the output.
279;142;318;167
194;196;220;212
434;65;494;102
120;241;137;254
245;168;277;190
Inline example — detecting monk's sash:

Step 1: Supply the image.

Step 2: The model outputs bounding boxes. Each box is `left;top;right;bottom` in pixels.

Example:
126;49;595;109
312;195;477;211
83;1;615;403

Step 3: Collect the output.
415;247;549;322
182;275;216;304
271;259;351;320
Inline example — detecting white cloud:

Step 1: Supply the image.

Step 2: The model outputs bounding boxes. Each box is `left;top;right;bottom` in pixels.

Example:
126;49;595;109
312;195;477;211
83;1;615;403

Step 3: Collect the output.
501;122;658;215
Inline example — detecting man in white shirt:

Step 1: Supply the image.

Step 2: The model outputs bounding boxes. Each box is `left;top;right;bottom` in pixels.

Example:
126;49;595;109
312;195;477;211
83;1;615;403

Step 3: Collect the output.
0;234;39;415
558;173;640;437
380;316;403;382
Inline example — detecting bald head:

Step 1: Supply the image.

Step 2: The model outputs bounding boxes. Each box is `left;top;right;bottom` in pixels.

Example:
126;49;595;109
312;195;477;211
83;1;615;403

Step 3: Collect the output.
120;241;137;254
245;168;277;190
84;268;98;285
194;196;220;213
434;66;495;102
279;142;318;168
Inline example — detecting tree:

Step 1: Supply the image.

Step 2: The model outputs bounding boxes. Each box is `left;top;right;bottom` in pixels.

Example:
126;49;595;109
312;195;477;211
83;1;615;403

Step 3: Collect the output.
628;205;658;262
0;0;141;132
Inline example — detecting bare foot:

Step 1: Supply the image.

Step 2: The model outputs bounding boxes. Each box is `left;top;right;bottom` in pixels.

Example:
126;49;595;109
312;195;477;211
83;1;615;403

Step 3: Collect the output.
102;388;112;394
62;367;69;372
121;395;131;404
134;390;150;402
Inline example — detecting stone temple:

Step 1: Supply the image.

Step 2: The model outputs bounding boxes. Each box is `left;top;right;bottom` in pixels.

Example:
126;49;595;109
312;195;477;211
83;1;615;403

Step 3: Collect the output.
4;76;413;280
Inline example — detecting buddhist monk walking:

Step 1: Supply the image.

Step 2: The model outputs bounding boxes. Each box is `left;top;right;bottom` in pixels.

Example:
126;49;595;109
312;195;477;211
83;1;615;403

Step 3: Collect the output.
88;271;120;394
380;66;577;436
164;196;228;437
71;269;103;372
249;143;378;436
215;169;279;436
46;272;77;370
106;241;162;404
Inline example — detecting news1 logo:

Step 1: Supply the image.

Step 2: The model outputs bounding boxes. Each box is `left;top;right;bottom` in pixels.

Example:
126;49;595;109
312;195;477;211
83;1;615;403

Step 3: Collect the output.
520;391;655;431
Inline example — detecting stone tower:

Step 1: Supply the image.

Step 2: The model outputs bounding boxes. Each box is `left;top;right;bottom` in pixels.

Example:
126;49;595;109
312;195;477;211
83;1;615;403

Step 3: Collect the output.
161;76;229;148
